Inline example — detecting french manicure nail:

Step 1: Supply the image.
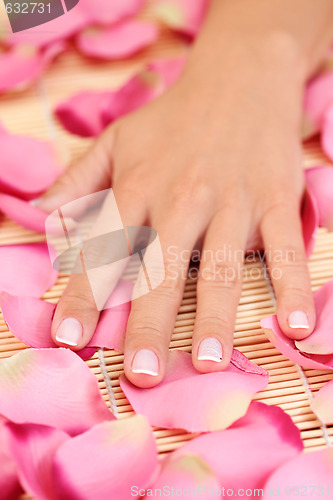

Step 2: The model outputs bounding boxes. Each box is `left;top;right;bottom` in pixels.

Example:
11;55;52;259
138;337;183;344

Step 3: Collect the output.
288;310;309;329
198;337;222;362
132;349;159;376
56;318;83;346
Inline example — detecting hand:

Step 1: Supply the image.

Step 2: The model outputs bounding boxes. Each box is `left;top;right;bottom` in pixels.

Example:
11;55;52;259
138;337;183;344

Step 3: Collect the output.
39;35;315;388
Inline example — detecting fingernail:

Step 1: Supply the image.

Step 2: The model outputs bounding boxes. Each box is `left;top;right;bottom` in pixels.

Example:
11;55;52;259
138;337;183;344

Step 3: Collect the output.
29;198;42;206
198;337;222;362
288;311;309;329
55;318;83;346
132;349;159;376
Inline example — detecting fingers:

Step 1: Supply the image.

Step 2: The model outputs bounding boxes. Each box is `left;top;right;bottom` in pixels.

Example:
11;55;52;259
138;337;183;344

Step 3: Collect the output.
192;207;249;373
123;206;207;388
36;128;114;214
52;186;147;350
261;200;315;340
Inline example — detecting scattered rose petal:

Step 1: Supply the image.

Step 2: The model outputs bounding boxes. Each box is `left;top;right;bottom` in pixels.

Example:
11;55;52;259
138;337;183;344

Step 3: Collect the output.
261;313;333;370
0;243;57;297
303;70;333;139
0;44;64;93
322;104;333;162
166;402;303;493
263;447;333;499
149;57;186;87
0;416;21;500
0;281;132;354
295;281;333;355
76;20;158;60
310;378;333;424
301;188;318;258
306;166;333;231
149;454;220;498
7;416;157;500
0;194;48;233
120;350;268;432
78;0;145;26
0;349;113;436
154;0;209;38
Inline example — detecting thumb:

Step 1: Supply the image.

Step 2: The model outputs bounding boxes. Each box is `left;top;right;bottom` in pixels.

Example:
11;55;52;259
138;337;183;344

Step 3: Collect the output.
35;128;114;214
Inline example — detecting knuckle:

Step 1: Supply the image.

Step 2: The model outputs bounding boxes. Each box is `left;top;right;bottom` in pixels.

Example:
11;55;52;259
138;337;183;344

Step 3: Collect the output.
198;260;241;291
169;177;210;212
195;311;233;334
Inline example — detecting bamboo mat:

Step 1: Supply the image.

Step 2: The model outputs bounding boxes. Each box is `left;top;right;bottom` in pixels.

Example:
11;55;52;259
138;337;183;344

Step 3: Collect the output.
1;5;333;498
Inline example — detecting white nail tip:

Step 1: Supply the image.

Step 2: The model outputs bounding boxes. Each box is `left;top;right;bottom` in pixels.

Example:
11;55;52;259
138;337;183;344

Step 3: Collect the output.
198;337;223;363
55;335;78;347
132;349;159;376
288;311;309;329
132;368;159;376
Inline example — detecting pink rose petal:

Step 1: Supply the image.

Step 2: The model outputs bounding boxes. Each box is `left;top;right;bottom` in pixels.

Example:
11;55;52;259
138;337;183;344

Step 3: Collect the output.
301;188;318;258
76;20;159;60
154;0;209;38
0;194;48;233
165;402;303;493
322;104;333;162
0;281;132;354
149;57;186;87
310;378;333;424
295;281;333;355
303;70;333;139
263;448;333;499
306;166;333;231
78;0;145;25
0;126;61;199
149;454;220;498
261;314;333;370
53;416;158;499
0;416;21;500
0;243;57;297
6;423;69;500
0;349;113;435
120;350;268;432
0;44;64;93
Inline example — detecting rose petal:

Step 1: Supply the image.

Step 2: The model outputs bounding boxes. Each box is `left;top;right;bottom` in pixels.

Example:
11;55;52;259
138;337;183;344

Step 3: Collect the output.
6;423;69;500
0;126;61;198
78;0;145;25
53;415;158;499
149;454;220;498
0;44;64;93
0;417;21;500
303;70;333;139
306;166;333;231
263;448;333;499
154;0;209;38
120;350;268;432
167;402;303;493
302;187;318;258
261;314;333;370
322;104;333;162
149;57;186;87
0;194;48;233
310;378;333;424
0;243;57;297
0;281;132;353
295;281;333;355
55;91;114;137
0;349;113;435
76;20;158;60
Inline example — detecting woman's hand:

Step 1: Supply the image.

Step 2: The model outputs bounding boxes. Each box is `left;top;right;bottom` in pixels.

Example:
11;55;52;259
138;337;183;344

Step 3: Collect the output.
38;27;318;387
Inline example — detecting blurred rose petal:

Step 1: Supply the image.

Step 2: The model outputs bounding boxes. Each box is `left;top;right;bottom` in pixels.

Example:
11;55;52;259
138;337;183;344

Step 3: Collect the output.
0;243;57;297
263;448;333;499
6;423;69;500
0;349;113;435
310;378;333;424
0;281;131;353
149;454;220;498
154;0;209;37
54;415;158;499
78;0;145;25
0;194;48;233
165;402;303;493
120;350;268;432
295;281;333;355
0;416;22;500
0;126;61;198
76;20;158;60
149;57;186;86
301;188;318;258
322;104;333;162
306;166;333;231
303;70;333;139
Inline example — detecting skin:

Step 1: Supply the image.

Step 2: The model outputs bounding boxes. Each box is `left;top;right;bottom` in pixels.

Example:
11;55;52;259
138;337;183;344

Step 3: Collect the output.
38;0;333;388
